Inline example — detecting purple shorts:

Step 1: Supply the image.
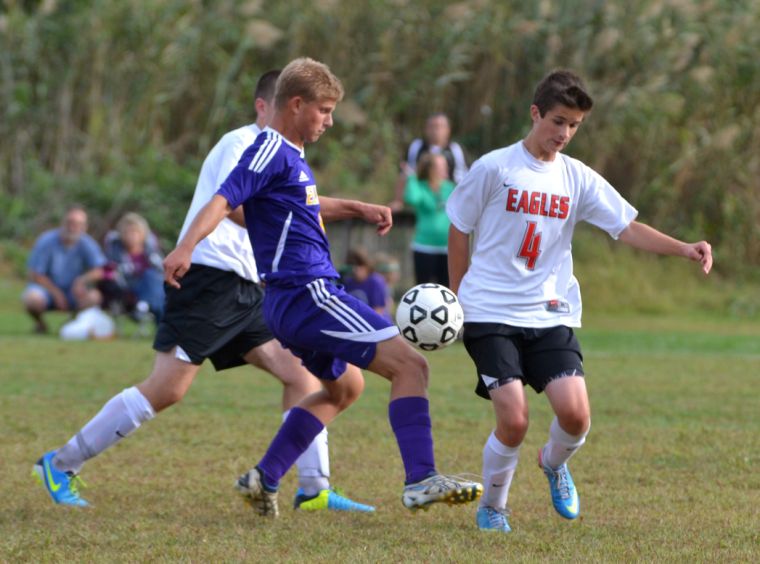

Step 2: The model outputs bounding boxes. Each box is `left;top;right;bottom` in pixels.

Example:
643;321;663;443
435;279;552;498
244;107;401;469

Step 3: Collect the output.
263;278;399;380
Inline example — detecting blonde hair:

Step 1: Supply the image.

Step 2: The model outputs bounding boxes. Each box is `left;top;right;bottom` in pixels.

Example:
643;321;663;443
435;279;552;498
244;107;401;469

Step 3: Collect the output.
116;212;150;240
274;57;344;109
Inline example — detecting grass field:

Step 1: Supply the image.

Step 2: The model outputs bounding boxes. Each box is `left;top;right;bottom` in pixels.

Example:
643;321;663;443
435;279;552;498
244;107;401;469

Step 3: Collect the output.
1;276;759;562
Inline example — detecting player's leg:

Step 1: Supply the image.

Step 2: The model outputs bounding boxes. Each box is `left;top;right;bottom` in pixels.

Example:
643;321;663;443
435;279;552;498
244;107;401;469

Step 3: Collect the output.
526;326;588;520
237;279;479;515
368;335;483;510
242;341;374;512
243;339;322;410
543;375;591;462
236;280;393;516
463;324;527;532
474;380;528;532
537;375;589;520
235;364;365;517
34;350;200;506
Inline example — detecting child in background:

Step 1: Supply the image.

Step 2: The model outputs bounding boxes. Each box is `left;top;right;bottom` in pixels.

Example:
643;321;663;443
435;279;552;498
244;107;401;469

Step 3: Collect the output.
373;252;401;319
341;247;392;322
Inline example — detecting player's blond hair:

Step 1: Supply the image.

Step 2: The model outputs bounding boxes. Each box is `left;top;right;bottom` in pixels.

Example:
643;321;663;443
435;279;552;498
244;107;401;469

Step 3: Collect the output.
274;57;344;109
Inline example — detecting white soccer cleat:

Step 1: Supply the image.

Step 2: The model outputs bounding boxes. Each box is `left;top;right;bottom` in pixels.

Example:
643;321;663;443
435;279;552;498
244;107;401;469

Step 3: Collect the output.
235;467;279;517
402;473;483;510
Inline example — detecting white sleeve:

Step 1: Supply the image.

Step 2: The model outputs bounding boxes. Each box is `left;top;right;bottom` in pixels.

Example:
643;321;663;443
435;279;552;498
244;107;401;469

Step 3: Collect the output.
577;165;638;239
214;136;250;190
450;142;469;184
406;139;423;174
446;157;498;234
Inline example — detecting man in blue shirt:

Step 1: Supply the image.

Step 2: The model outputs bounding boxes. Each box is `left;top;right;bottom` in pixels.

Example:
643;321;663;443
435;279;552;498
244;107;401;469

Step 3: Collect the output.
164;57;483;518
22;205;106;333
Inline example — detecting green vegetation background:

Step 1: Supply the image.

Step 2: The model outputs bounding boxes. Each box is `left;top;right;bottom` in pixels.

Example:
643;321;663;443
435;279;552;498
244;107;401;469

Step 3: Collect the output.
2;0;758;283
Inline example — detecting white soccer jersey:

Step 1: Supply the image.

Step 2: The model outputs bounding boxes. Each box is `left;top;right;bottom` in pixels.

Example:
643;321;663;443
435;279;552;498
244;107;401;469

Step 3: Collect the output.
178;124;261;282
446;141;638;328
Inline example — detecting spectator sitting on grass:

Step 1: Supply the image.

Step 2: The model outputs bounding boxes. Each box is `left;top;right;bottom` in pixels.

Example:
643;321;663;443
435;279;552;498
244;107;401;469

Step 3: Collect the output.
99;212;165;323
22;204;106;334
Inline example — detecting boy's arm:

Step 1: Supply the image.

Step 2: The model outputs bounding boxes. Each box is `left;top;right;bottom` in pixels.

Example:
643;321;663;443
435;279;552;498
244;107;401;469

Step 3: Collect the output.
618;220;713;274
227;206;246;227
448;224;470;294
164;195;232;288
319;196;393;235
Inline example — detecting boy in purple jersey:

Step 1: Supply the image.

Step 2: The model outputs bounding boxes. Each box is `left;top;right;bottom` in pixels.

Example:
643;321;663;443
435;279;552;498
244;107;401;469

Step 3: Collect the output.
165;57;483;517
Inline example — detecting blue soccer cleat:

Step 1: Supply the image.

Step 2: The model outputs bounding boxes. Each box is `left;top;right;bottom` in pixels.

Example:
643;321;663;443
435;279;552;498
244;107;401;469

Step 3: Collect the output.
538;448;579;519
293;487;375;512
33;451;89;507
476;505;511;533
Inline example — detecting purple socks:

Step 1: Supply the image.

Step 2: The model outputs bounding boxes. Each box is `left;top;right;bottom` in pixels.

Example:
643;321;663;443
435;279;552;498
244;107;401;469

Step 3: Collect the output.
257;407;324;489
257;398;437;489
389;396;436;484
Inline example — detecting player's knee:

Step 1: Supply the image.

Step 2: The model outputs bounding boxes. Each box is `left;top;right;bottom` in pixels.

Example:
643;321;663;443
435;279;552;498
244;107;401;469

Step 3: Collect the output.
496;412;529;445
141;385;184;412
139;370;191;412
396;349;429;389
557;409;590;436
329;371;364;410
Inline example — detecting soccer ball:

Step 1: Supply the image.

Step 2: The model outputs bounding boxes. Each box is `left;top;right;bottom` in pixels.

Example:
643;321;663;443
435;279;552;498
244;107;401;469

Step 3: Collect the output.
395;283;464;351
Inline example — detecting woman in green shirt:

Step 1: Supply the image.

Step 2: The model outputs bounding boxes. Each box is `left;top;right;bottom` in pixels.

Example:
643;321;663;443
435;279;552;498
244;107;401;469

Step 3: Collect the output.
404;153;455;287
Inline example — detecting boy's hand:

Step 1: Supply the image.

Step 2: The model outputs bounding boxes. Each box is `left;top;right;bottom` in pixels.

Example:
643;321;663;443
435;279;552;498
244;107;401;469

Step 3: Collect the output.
164;246;193;288
684;241;713;275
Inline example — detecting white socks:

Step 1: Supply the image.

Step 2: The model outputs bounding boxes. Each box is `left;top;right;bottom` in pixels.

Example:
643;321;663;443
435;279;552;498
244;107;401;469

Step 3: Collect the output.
53;387;155;473
284;409;330;496
480;431;520;510
541;416;588;469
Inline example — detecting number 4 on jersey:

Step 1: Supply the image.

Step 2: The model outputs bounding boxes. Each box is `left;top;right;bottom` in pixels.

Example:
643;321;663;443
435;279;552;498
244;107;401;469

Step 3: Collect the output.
518;221;542;270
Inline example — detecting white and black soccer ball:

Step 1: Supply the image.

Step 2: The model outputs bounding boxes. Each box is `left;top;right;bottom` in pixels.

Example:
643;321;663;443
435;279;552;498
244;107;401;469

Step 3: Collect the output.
395;283;464;351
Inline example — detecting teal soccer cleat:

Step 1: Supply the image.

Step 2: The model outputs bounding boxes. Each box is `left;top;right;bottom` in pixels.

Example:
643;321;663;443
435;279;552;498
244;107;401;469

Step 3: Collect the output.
33;451;89;507
293;487;375;512
538;448;579;519
476;506;511;533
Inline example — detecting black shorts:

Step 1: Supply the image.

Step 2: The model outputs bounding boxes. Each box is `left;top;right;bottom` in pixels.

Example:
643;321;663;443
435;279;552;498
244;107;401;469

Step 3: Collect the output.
462;322;584;399
153;264;274;371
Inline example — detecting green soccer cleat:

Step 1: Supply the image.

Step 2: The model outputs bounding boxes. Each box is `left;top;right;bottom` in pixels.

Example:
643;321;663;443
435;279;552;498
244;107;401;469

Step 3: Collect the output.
33;451;89;507
293;487;375;512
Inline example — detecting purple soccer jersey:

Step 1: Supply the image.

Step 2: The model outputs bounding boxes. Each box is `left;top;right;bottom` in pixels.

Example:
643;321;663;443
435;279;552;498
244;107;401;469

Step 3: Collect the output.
217;127;340;286
217;127;398;380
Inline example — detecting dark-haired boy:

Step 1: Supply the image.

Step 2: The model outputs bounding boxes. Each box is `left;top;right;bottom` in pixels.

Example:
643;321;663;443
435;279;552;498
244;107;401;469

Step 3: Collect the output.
447;69;712;533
